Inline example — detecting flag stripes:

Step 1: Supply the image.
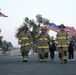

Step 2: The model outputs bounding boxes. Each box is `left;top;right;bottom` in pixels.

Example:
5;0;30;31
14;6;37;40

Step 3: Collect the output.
47;23;76;36
65;26;75;36
47;23;59;32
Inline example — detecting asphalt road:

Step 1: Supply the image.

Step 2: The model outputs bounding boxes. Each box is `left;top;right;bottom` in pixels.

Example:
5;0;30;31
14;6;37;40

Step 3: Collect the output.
0;54;76;75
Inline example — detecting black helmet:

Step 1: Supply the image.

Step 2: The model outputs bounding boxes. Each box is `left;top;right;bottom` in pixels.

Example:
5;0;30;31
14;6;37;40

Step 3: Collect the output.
59;24;65;28
23;26;28;31
41;26;47;31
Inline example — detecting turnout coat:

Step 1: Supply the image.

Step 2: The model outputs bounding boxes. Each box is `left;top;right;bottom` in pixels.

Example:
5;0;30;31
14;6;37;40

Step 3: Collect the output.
56;30;70;52
18;31;33;52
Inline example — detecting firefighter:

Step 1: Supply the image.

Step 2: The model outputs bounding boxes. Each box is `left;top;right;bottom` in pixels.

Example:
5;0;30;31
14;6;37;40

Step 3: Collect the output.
18;26;33;62
56;24;70;63
37;26;51;62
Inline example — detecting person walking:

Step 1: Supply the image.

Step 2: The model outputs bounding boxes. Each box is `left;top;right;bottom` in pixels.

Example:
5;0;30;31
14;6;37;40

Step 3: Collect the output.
37;26;51;62
18;26;33;62
56;24;70;63
68;37;74;61
72;32;76;51
48;36;56;61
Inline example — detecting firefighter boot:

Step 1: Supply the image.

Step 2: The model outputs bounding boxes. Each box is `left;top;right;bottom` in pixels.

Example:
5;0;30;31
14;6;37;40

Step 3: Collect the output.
23;56;28;63
63;51;67;64
64;59;67;63
23;51;28;63
44;53;48;62
39;54;44;62
59;53;63;63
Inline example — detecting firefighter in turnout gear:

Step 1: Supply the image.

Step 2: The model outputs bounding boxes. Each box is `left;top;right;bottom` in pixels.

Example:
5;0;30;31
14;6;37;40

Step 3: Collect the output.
56;24;70;63
18;26;33;62
37;26;51;62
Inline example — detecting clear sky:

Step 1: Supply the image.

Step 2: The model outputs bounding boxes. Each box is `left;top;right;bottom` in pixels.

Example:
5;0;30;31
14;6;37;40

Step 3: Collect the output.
0;0;76;47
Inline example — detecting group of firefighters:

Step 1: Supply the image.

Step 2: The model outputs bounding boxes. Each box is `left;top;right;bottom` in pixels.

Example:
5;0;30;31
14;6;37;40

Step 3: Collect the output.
18;24;75;63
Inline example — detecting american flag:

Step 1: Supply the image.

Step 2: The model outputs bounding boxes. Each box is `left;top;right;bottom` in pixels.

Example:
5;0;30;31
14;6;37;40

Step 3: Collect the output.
47;23;76;36
64;26;76;36
47;23;59;32
0;12;8;17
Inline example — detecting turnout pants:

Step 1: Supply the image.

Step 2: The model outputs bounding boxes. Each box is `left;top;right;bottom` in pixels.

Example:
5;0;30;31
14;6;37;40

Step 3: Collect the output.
38;48;49;62
21;51;29;61
58;47;67;62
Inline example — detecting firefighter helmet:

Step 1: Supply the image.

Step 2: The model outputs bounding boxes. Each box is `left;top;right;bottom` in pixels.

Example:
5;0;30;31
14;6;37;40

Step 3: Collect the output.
59;24;65;28
23;26;28;31
41;26;47;31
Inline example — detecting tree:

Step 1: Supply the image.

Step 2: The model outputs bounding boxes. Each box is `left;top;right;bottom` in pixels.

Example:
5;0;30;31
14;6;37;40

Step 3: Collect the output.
0;36;3;47
15;14;50;43
1;40;13;54
0;28;13;54
0;29;3;47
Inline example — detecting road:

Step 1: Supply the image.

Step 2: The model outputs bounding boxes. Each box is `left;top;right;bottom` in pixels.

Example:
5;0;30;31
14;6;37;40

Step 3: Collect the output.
0;53;76;75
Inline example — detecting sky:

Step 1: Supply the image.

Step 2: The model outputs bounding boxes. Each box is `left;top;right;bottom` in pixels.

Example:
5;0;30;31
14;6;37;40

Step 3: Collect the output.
0;0;76;47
